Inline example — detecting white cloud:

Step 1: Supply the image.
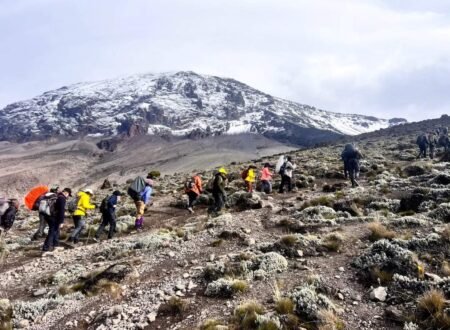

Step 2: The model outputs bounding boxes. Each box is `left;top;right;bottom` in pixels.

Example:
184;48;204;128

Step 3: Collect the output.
0;0;449;121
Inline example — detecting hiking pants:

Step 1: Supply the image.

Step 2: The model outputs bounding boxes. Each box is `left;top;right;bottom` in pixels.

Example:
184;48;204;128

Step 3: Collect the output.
95;212;116;239
245;181;253;193
279;175;292;193
429;146;435;159
33;213;48;239
261;180;272;194
212;192;225;212
418;145;427;158
187;191;199;208
134;201;145;219
43;215;60;251
71;215;85;240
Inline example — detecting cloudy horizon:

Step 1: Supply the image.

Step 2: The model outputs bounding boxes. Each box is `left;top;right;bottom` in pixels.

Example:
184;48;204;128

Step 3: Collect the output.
1;0;449;121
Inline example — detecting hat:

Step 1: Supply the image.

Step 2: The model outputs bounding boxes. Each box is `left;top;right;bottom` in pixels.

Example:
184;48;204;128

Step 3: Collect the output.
50;185;60;193
218;167;228;175
113;190;123;196
62;188;72;197
84;188;94;195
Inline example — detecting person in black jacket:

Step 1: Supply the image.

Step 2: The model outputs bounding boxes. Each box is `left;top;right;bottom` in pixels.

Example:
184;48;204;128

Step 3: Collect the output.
94;191;123;241
341;144;363;188
0;199;19;236
42;188;72;253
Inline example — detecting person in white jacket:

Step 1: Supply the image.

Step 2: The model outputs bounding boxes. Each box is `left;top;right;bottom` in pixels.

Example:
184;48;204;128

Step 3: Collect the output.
278;156;297;193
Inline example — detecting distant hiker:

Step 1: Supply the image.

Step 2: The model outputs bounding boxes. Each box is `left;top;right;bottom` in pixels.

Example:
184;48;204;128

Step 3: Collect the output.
278;156;296;193
32;185;60;241
185;172;203;214
42;188;71;253
210;167;228;214
69;188;95;244
438;128;450;152
341;144;363;188
416;133;429;158
242;165;257;193
94;191;123;241
0;198;19;236
260;163;273;194
428;132;437;159
135;176;154;230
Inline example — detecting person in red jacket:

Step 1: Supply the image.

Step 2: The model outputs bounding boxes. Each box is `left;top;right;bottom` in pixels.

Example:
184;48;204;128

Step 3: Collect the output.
185;172;203;213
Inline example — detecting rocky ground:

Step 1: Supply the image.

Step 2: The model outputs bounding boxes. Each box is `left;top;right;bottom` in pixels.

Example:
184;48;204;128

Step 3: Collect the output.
1;129;450;330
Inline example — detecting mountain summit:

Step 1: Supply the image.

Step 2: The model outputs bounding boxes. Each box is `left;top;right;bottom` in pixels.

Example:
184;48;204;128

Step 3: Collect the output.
0;71;406;144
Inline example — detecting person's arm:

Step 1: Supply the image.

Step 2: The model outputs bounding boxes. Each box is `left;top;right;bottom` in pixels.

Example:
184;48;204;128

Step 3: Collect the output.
196;176;203;193
107;195;117;209
55;196;66;223
82;196;96;210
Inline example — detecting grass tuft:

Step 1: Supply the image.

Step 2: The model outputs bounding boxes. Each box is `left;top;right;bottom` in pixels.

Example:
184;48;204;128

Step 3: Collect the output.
317;309;345;330
231;280;249;293
369;267;394;285
234;301;265;329
321;233;344;252
441;261;450;277
416;290;450;329
280;235;298;247
275;298;294;315
367;222;396;242
200;319;224;330
158;296;188;315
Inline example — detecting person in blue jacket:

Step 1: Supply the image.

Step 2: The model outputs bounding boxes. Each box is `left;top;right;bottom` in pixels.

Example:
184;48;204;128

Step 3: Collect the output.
135;179;153;230
94;190;123;241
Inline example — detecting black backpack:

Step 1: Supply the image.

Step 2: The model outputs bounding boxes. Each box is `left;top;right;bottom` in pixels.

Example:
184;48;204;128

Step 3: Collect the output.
99;195;110;213
279;162;287;176
184;178;195;190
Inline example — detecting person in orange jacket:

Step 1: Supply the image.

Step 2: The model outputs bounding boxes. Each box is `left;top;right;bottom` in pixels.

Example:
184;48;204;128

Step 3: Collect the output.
185;172;203;213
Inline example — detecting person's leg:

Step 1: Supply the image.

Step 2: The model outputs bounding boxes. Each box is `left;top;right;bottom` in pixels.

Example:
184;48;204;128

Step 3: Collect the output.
216;192;224;212
32;213;47;240
95;215;108;239
42;217;55;251
287;176;293;192
71;216;85;242
108;215;116;239
279;176;286;193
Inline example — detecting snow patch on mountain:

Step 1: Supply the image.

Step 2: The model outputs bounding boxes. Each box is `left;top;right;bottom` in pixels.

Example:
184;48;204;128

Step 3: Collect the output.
0;71;406;144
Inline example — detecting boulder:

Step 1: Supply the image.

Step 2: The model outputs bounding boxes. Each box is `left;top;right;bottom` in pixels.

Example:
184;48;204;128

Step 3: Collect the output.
370;286;387;302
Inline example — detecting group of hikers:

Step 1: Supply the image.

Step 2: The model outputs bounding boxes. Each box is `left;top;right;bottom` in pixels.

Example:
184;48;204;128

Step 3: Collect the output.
416;127;450;159
3;127;448;254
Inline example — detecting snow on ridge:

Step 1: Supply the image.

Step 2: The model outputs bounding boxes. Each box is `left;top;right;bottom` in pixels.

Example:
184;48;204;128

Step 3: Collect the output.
0;71;406;142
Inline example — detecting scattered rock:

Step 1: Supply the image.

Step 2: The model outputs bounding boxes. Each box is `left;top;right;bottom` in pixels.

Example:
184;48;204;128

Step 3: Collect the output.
370;286;387;302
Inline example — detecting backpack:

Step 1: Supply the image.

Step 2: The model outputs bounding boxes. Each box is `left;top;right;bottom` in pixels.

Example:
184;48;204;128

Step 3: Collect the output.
279;162;287;176
67;196;80;214
0;198;10;217
99;195;110;213
205;177;215;193
241;169;249;181
38;193;58;216
184;178;195;190
24;185;49;211
128;176;147;202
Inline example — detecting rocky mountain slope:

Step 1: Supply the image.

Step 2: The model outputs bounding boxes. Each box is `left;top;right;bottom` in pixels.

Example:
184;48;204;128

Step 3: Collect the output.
0;71;406;145
0;117;449;330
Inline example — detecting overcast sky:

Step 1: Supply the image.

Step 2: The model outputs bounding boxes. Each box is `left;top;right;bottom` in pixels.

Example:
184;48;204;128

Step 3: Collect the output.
1;0;449;121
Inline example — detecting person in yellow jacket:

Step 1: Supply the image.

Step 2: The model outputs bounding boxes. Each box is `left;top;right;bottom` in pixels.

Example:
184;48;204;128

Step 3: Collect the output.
244;165;257;193
69;188;96;244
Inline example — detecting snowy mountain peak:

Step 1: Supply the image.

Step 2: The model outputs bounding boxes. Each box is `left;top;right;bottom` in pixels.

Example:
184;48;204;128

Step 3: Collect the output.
0;71;406;145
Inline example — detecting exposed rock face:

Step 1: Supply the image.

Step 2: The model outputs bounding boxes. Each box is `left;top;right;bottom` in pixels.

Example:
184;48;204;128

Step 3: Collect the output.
0;71;405;145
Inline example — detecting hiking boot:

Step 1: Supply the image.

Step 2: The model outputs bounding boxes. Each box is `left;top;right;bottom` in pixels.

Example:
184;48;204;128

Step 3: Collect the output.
187;207;194;214
92;237;99;243
54;246;64;252
41;250;54;257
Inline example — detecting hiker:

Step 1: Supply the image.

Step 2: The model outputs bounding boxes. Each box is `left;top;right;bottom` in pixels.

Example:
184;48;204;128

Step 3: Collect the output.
135;176;154;230
278;156;296;193
260;163;273;194
69;188;95;244
211;167;228;214
0;199;19;236
94;191;123;241
416;133;429;159
438;128;450;152
341;144;363;188
428;132;437;159
32;185;60;241
185;172;203;214
243;165;257;193
42;188;72;253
